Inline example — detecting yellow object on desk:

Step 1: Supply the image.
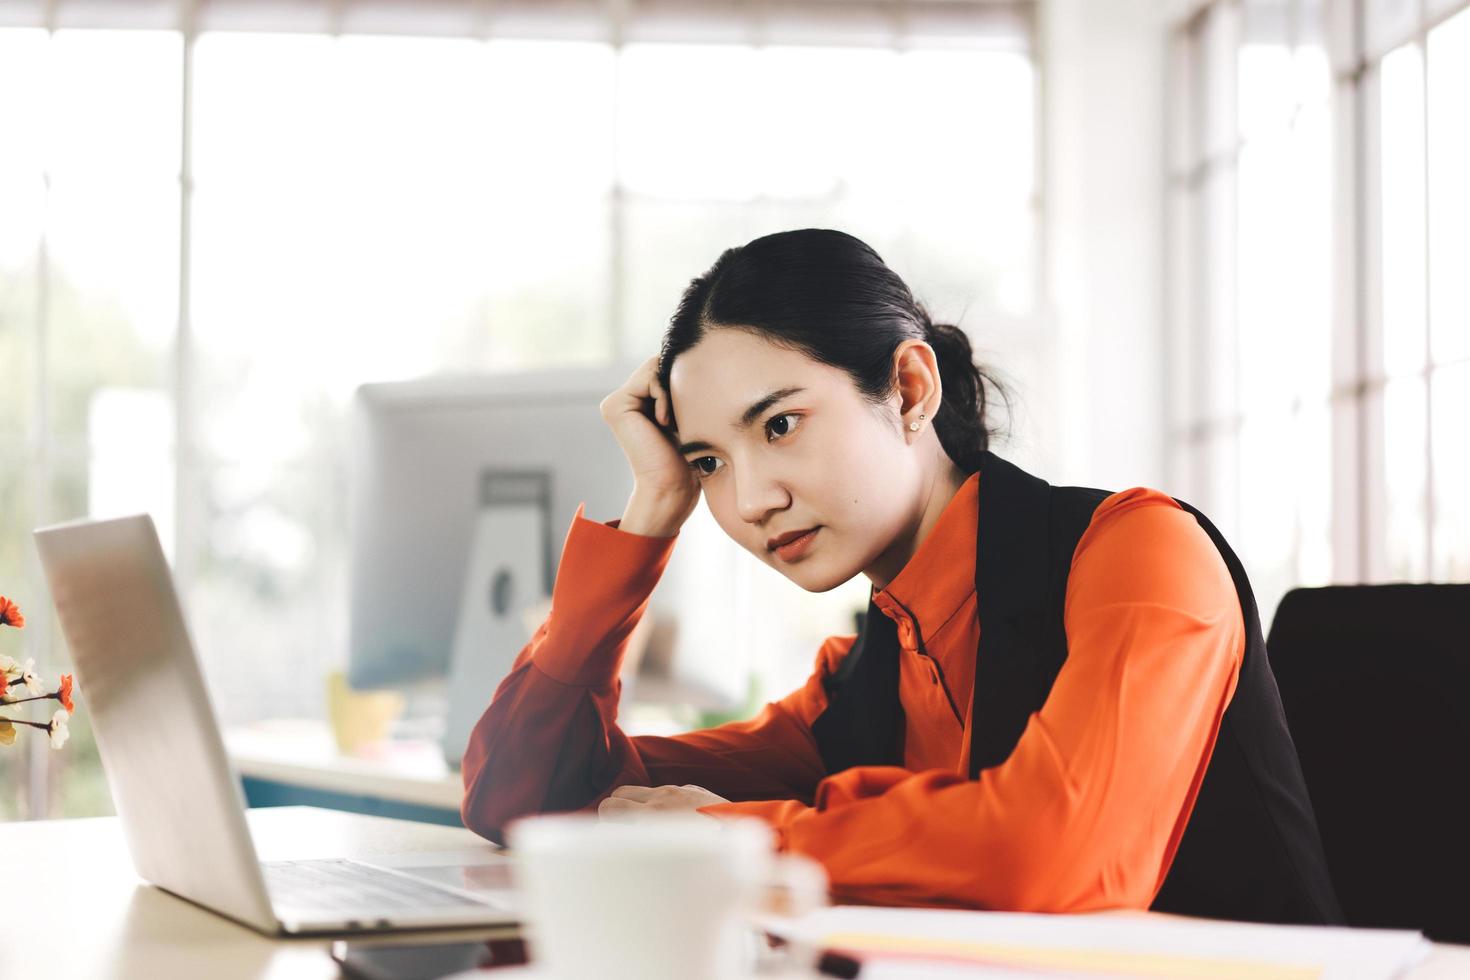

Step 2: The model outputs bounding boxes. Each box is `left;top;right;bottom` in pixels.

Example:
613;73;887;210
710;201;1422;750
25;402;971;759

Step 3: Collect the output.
325;669;404;754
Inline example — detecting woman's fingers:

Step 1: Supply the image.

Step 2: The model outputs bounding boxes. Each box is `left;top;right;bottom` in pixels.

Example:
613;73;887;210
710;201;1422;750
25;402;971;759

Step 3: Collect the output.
600;355;660;422
597;796;643;823
611;354;668;428
598;354;700;532
647;365;669;427
598;785;728;824
612;784;727;808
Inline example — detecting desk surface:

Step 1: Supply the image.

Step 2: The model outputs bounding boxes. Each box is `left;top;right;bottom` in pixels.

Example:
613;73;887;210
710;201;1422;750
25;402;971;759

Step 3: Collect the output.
6;806;510;980
9;806;1470;980
225;720;462;810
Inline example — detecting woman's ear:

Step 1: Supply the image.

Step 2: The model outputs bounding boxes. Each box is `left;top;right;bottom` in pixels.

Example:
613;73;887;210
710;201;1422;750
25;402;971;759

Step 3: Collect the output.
891;340;942;435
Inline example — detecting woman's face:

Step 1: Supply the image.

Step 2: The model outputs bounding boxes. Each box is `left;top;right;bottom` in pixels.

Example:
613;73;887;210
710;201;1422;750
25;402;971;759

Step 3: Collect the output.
668;328;930;592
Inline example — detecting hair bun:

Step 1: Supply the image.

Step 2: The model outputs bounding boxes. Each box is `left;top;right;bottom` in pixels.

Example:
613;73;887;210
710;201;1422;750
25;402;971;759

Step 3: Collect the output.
926;320;971;353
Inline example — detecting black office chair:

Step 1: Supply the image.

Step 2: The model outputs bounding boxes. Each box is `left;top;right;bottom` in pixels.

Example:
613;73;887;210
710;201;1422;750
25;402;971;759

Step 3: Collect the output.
1267;584;1470;943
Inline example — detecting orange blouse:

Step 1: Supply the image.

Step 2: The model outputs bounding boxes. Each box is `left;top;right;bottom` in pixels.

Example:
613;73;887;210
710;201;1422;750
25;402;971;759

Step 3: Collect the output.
460;471;1246;912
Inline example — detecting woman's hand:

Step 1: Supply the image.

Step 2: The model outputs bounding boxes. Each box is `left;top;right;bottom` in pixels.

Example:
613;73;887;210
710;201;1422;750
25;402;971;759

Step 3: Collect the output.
597;784;731;823
600;355;701;537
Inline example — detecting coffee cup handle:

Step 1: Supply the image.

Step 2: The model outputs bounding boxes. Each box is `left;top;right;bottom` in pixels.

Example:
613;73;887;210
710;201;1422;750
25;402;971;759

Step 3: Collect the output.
755;852;829;919
746;853;830;974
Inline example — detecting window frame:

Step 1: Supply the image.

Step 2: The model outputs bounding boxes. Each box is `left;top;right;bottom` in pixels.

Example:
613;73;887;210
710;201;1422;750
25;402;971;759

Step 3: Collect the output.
1165;0;1470;621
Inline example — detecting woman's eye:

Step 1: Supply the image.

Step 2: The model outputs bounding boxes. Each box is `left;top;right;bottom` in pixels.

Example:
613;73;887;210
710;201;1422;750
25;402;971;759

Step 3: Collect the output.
688;416;797;478
766;413;801;442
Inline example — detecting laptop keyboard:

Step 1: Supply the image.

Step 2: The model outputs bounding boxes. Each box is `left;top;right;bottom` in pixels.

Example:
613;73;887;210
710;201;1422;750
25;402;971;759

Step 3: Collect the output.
262;858;496;912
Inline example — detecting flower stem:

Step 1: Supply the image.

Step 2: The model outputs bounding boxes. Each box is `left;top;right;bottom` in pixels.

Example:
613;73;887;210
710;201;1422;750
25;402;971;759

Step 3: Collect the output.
0;715;48;730
0;693;57;706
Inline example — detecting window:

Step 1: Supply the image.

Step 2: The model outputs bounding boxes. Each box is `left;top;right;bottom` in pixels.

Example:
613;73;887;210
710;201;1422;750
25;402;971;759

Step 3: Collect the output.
1166;0;1470;627
1424;7;1470;580
0;1;1040;818
0;27;182;820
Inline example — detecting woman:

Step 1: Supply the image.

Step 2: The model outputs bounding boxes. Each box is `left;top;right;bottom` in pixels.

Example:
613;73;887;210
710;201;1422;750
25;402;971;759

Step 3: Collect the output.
461;229;1341;923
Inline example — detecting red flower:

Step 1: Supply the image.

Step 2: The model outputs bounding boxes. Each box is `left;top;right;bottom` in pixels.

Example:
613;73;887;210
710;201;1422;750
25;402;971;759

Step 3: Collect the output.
0;672;7;697
57;673;74;714
0;596;22;628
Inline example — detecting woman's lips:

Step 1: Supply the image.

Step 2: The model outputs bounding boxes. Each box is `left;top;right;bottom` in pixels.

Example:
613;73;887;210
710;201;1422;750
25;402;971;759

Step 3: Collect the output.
771;527;820;562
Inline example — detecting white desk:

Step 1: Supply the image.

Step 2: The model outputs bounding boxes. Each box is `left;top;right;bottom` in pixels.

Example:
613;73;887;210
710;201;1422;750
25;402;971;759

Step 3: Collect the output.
9;806;1470;980
5;806;510;980
224;720;463;817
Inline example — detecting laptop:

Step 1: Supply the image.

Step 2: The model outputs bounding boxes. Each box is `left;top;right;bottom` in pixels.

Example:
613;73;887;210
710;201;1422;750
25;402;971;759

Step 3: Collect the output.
33;513;520;935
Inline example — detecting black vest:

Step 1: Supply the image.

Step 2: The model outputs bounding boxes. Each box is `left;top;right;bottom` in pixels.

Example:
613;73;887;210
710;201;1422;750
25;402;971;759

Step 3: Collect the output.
810;450;1343;924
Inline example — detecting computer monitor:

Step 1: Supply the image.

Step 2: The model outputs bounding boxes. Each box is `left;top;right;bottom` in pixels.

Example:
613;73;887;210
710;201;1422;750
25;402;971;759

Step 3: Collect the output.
347;368;635;692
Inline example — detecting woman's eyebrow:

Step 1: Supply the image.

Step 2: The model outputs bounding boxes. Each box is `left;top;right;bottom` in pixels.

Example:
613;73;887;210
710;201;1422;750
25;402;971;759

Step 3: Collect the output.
676;386;806;455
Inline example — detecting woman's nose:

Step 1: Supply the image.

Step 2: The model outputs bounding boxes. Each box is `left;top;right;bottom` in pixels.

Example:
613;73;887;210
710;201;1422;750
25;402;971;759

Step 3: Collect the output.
734;464;791;525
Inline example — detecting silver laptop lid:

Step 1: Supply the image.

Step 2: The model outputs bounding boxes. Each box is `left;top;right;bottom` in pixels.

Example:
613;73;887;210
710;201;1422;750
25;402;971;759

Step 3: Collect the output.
33;514;277;933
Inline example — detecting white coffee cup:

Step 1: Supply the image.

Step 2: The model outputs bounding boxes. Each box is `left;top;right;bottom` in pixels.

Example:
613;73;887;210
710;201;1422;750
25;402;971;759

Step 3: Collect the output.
508;813;826;980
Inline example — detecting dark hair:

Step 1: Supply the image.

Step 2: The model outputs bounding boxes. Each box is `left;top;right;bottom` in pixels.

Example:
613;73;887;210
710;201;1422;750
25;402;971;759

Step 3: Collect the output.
656;228;1007;474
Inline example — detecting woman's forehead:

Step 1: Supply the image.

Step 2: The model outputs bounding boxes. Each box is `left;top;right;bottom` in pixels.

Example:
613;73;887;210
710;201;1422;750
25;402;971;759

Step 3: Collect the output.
669;330;848;432
671;329;805;379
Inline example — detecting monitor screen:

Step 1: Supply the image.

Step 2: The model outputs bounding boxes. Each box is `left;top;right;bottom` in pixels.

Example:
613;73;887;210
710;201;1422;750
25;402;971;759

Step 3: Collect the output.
347;369;635;690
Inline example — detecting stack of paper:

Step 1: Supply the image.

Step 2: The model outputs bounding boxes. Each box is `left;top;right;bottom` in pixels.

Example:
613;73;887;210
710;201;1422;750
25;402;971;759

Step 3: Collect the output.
767;906;1431;979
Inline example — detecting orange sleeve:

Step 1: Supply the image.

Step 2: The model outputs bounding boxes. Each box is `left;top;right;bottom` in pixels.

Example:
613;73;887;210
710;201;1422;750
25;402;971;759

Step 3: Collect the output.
699;489;1246;912
459;504;845;843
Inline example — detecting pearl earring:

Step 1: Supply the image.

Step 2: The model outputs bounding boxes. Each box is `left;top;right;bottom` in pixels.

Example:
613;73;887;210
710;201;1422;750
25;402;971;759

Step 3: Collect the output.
908;413;926;432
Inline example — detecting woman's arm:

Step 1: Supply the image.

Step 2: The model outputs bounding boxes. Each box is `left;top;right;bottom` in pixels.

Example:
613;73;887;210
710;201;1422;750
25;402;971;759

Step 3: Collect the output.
698;489;1246;912
458;505;844;843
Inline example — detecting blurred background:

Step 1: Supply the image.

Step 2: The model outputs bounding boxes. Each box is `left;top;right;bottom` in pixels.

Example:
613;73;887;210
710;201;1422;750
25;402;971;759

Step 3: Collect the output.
0;0;1465;822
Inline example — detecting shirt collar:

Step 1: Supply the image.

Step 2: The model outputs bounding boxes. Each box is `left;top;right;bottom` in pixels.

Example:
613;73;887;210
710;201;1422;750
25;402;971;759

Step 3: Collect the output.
871;470;980;635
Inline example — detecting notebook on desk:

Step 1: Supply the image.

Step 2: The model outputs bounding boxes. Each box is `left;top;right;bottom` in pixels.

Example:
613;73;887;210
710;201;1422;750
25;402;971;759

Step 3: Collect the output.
34;513;519;936
767;906;1432;979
